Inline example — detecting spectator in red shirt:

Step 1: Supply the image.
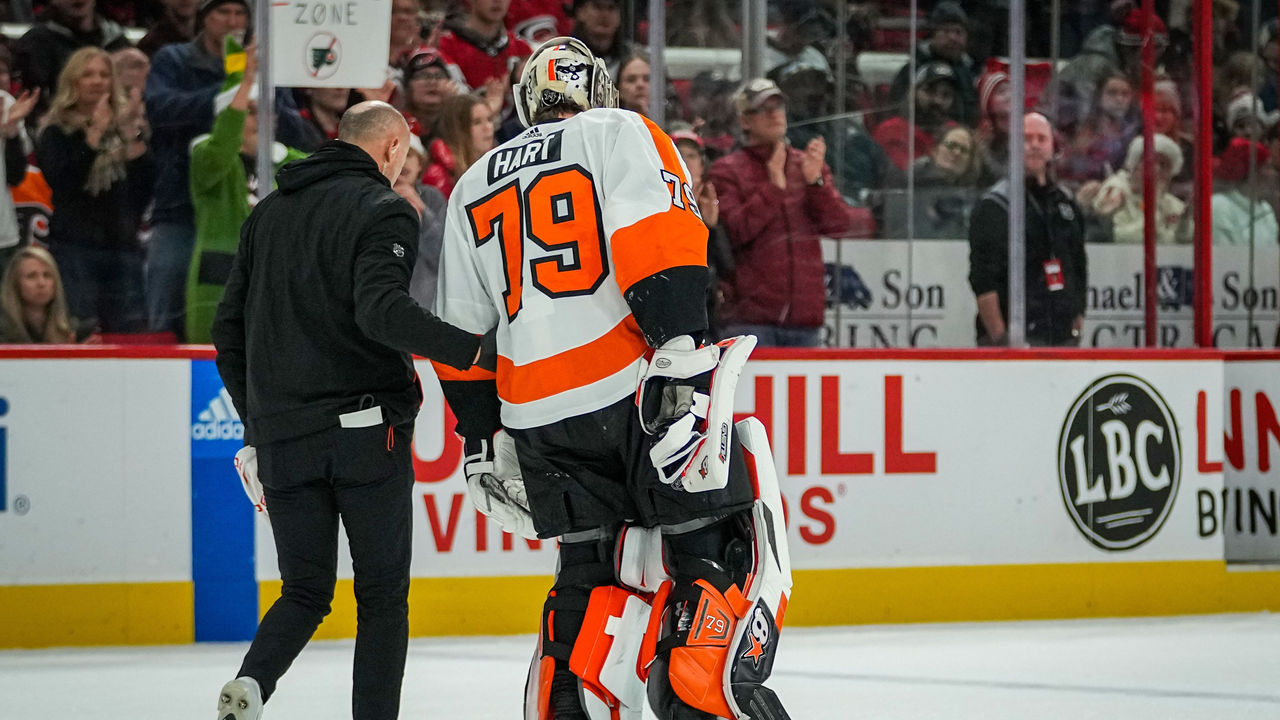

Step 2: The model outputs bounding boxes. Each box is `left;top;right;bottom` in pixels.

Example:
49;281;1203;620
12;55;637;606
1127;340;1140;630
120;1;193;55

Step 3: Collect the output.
437;0;531;104
873;62;960;171
299;87;353;145
708;78;862;347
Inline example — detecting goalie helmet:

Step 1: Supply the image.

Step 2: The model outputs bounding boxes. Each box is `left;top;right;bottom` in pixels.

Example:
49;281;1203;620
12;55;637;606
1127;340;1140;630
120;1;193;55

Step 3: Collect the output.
513;36;618;128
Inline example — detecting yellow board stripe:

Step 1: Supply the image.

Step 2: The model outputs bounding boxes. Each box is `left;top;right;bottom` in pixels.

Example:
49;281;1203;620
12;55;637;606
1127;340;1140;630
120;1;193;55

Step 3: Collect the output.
0;582;193;648
9;562;1280;648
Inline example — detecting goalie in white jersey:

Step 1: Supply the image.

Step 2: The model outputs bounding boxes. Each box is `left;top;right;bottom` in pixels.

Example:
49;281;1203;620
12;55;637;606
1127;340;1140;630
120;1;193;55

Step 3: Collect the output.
433;37;794;720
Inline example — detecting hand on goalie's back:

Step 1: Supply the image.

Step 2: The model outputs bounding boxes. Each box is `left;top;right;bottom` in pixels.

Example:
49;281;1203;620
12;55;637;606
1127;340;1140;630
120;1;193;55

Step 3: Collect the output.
463;430;537;539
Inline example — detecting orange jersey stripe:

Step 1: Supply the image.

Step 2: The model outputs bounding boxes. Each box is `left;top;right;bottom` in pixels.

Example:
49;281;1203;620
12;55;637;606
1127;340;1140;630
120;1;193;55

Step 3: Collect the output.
431;361;496;382
496;315;648;405
640;115;688;185
611;208;708;294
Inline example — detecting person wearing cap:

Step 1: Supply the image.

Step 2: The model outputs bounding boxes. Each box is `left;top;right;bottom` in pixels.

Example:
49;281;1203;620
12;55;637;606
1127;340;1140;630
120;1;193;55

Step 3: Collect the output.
185;37;308;344
968;112;1087;347
708;78;860;347
138;0;199;57
874;61;961;172
144;0;314;340
888;1;977;126
1212;137;1279;246
399;49;460;142
1078;133;1191;245
13;0;131;117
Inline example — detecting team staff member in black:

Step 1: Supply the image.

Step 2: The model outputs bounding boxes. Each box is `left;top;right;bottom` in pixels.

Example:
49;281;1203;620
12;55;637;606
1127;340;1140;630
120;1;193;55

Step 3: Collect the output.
968;111;1087;346
210;101;487;720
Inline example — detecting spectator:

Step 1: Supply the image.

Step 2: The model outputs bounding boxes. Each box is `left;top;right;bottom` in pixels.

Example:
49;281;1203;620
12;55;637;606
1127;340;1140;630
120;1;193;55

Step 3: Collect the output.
137;0;198;57
873;62;960;172
1057;8;1168;133
1212;137;1279;245
570;0;633;79
667;0;739;48
111;47;148;97
436;0;530;110
0;244;87;342
392;135;448;308
400;50;458;142
774;59;894;203
764;0;835;80
1226;92;1275;143
684;70;737;159
1059;71;1138;189
507;0;573;47
186;39;308;344
1079;133;1191;244
617;52;650;117
14;0;131;116
1150;79;1194;199
144;0;313;338
708;78;861;347
388;0;425;69
37;46;153;333
299;87;353;145
888;1;978;126
670;122;732;338
968;112;1086;346
422;93;494;200
885;125;984;239
975;70;1011;184
0;54;36;272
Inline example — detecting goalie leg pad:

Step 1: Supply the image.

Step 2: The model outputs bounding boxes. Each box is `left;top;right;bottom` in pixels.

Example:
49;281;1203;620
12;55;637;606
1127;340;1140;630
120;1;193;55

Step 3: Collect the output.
647;419;794;720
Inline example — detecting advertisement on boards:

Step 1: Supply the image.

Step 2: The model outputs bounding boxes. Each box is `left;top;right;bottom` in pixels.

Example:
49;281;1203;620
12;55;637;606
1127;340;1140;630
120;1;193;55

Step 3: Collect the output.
1219;358;1280;563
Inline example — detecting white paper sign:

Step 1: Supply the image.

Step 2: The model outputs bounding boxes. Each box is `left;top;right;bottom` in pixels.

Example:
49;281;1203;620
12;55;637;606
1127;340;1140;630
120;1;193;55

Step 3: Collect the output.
270;0;391;87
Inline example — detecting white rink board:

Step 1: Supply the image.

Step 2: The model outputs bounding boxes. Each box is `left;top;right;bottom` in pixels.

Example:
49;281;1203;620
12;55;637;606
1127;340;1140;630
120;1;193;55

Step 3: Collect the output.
824;240;1280;348
1222;357;1280;562
0;360;192;585
255;356;1226;580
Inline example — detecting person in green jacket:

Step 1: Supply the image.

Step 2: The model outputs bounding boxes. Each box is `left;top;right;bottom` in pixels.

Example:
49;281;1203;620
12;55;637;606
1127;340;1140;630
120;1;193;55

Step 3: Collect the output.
186;36;307;343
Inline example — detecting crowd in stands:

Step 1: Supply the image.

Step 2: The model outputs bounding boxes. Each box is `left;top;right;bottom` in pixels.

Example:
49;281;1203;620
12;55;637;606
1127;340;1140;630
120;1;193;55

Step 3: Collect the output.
3;0;1280;347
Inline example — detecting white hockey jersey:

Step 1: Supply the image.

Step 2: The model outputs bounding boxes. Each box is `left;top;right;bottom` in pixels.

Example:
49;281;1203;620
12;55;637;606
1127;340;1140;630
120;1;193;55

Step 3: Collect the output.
433;108;708;429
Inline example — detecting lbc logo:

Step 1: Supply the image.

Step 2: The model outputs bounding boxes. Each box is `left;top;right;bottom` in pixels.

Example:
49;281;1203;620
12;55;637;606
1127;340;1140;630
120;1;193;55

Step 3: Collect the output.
1058;375;1181;551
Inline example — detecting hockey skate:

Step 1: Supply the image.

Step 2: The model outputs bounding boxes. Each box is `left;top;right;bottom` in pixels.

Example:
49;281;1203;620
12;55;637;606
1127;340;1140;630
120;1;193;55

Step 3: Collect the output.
216;677;263;720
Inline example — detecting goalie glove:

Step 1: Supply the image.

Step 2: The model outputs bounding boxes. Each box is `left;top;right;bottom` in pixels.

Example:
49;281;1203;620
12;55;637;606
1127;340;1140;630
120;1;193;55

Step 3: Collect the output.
463;430;537;540
637;334;757;492
234;446;267;514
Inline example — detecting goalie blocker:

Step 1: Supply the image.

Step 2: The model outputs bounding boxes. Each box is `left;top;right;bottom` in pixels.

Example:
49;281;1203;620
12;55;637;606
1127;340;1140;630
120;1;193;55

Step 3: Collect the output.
523;417;793;720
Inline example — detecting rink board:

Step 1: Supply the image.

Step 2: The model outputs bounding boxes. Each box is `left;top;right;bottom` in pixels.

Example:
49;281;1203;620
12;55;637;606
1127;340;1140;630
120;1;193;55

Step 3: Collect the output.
2;348;1280;647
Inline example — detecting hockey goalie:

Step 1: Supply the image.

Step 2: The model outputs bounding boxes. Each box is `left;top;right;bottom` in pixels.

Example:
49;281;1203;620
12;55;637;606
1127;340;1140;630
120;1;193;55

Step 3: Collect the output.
431;36;794;719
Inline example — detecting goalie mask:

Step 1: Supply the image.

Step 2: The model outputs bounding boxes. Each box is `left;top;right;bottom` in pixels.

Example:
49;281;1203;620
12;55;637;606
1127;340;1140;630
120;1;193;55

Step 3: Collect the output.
514;36;618;128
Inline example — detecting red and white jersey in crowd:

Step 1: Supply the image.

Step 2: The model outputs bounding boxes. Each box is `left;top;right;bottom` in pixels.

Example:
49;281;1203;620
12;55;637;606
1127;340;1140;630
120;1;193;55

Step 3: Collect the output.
436;24;532;90
506;0;573;46
434;109;708;429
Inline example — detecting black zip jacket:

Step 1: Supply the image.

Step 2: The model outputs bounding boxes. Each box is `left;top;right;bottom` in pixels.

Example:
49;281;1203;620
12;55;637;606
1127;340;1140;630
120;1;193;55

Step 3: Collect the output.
212;140;481;445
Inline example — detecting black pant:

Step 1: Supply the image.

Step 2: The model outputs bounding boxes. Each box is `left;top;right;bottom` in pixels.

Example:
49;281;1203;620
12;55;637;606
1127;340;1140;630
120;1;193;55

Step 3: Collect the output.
237;421;414;720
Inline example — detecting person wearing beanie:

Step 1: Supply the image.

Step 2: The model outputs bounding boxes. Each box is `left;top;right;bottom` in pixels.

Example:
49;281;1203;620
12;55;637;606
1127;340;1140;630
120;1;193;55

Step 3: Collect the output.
144;0;314;339
975;70;1011;184
13;0;131;117
887;0;978;126
1079;133;1191;245
185;36;308;344
1212;137;1279;246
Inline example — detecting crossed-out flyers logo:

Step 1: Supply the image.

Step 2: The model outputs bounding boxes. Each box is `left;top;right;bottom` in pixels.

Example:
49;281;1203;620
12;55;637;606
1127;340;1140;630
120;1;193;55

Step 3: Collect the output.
1058;374;1180;551
306;31;341;80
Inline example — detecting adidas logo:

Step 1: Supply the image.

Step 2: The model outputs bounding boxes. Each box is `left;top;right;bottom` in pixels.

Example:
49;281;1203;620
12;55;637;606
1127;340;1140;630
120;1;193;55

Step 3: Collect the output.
192;387;244;441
